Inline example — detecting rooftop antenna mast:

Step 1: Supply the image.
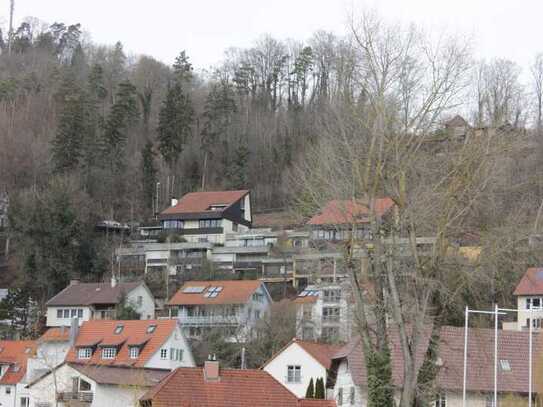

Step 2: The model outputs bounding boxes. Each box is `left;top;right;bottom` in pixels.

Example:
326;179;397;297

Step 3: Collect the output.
7;0;14;55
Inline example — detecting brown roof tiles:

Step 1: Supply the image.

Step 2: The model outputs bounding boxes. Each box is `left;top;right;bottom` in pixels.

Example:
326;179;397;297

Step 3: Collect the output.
307;198;394;226
513;267;543;296
167;280;266;306
46;281;143;306
161;190;249;216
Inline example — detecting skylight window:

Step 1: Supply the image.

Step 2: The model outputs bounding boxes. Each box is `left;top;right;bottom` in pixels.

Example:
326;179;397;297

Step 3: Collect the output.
299;290;319;297
183;286;206;294
500;359;511;371
114;324;124;335
24;347;32;354
204;286;223;298
146;324;157;334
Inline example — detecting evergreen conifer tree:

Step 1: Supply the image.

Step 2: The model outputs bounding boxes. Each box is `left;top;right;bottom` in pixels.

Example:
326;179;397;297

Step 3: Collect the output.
51;75;86;174
315;377;325;399
305;378;315;398
141;141;157;211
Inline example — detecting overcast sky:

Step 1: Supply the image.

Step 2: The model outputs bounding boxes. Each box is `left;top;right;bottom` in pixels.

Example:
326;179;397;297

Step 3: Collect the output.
4;0;543;72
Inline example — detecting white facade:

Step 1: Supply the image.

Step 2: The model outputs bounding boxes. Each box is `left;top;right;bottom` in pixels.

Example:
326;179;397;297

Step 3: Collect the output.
263;342;328;398
28;363;151;407
143;324;195;369
296;284;353;343
45;283;155;327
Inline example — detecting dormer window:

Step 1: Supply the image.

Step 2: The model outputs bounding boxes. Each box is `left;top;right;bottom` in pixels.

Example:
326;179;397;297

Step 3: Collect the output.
101;347;117;359
78;347;92;359
129;346;139;359
114;324;124;335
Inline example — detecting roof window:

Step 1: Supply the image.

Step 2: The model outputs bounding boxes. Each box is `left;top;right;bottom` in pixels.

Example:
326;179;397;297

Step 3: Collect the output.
500;359;511;371
147;324;157;334
114;324;124;335
204;286;223;298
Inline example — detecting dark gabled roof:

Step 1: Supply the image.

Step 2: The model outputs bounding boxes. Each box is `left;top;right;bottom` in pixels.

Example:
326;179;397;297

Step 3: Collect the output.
160;190;249;217
140;367;336;407
69;363;170;386
46;281;143;306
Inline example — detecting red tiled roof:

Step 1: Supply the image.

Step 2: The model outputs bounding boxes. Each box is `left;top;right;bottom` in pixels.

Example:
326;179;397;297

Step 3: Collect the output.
307;198;394;226
334;326;541;394
437;326;541;393
167;280;265;306
513;267;543;296
161;190;249;216
0;340;36;385
39;327;71;342
46;281;143;306
65;319;177;368
262;338;341;370
140;366;336;407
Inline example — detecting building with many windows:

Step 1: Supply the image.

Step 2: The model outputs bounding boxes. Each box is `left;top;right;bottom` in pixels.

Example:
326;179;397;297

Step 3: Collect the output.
294;283;354;343
167;280;272;340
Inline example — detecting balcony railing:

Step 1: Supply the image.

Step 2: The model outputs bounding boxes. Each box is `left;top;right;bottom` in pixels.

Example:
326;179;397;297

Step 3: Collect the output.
56;392;93;403
178;315;241;326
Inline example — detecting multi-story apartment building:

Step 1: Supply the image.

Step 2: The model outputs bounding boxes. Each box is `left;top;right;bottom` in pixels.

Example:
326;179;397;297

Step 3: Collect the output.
167;280;272;340
159;190;252;244
307;198;394;243
45;279;155;327
294;283;353;343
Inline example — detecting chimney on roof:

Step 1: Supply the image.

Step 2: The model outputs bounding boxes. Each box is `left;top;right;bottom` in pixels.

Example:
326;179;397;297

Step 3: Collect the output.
69;317;79;347
171;197;178;207
111;276;117;288
70;279;80;286
204;355;220;382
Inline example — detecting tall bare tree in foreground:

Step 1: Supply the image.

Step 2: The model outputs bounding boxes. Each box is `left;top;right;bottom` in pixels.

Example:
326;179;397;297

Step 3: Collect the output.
294;11;508;407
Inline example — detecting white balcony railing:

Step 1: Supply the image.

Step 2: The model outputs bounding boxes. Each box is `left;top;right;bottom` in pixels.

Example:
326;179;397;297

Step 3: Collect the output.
178;315;241;326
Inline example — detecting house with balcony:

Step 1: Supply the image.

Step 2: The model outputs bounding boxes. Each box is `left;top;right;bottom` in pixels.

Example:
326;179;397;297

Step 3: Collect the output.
45;279;155;327
0;340;36;407
307;198;394;243
27;319;194;407
159;190;252;244
167;280;272;340
294;283;354;343
262;338;341;398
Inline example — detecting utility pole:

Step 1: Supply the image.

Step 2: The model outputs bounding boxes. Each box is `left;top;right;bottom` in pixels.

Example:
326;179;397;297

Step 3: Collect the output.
7;0;14;55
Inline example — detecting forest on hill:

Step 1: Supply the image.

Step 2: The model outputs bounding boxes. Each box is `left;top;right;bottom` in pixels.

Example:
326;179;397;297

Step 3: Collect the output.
2;13;543;320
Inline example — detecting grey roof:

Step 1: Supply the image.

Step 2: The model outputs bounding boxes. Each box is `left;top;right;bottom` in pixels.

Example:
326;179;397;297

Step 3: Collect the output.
69;363;170;386
46;282;143;306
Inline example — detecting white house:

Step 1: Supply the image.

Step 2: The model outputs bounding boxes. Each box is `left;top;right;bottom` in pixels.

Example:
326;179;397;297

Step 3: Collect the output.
330;326;539;407
262;338;341;398
0;340;36;407
27;319;195;406
45;279;155;327
294;283;353;343
503;267;543;331
159;190;252;244
167;280;272;340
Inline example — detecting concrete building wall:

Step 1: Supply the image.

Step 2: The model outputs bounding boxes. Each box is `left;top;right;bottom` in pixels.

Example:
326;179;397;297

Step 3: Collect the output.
46;307;92;327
